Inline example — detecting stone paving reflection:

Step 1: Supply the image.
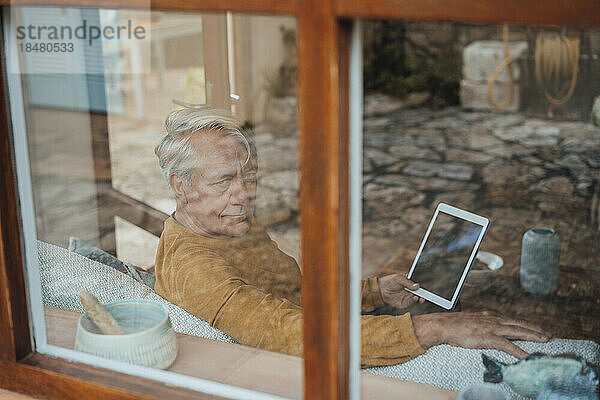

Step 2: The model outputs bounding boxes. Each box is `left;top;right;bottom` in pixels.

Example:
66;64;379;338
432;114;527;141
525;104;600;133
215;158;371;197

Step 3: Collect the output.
106;95;599;278
255;96;600;278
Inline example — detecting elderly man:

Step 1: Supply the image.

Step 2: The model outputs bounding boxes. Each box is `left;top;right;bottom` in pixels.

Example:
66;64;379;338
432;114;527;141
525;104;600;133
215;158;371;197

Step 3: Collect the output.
154;108;548;367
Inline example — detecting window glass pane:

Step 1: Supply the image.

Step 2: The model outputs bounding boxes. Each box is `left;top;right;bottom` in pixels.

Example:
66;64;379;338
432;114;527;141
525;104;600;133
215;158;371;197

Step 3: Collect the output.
8;6;303;397
359;20;600;397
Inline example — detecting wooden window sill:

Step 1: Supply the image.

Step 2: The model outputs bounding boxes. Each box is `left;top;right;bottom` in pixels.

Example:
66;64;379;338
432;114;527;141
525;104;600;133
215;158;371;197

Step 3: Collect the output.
44;307;456;399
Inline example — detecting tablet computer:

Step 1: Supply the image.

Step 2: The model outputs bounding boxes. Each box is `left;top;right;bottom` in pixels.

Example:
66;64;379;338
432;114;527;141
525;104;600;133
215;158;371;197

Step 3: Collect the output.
405;203;489;310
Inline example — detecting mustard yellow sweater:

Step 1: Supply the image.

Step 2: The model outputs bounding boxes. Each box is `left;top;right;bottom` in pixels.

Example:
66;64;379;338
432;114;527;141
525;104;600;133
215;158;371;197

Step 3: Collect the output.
155;216;424;367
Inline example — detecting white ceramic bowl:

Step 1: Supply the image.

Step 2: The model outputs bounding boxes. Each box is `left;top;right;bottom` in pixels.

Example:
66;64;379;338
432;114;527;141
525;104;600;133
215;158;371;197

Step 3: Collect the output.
466;251;505;288
476;251;504;270
74;300;178;369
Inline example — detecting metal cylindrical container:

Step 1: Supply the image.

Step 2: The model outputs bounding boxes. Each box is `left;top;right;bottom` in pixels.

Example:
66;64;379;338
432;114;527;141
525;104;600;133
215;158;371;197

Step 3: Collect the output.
520;228;560;295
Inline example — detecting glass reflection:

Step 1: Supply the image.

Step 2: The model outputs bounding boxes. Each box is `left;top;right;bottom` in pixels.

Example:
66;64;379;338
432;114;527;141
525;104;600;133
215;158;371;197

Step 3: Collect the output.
11;6;303;396
360;20;600;397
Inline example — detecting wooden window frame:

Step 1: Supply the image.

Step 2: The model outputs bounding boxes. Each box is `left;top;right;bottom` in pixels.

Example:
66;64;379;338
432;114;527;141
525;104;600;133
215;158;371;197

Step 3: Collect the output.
0;1;598;399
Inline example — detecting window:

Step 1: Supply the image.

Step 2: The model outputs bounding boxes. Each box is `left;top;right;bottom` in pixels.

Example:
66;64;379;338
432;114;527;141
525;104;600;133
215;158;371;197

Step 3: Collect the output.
359;20;600;396
4;6;308;399
0;1;598;400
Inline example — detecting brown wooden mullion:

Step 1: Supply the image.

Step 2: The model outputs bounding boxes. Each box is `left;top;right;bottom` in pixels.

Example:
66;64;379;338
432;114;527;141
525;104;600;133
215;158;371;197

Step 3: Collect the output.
336;0;600;28
0;14;32;363
298;2;350;399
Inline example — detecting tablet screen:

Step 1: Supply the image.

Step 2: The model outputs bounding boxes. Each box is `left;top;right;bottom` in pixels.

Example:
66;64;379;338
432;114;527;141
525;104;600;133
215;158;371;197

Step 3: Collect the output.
411;211;484;300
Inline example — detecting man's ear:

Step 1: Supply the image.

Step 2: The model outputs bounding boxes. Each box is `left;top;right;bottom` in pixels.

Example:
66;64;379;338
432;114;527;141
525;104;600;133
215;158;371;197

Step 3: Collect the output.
169;173;188;204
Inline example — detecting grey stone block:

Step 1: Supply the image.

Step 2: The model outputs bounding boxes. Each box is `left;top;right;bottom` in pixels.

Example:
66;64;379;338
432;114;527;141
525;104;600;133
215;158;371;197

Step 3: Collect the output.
463;40;528;83
460;79;520;111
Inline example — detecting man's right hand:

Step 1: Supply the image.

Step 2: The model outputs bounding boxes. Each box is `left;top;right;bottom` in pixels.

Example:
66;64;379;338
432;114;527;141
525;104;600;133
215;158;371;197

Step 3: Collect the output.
411;311;550;359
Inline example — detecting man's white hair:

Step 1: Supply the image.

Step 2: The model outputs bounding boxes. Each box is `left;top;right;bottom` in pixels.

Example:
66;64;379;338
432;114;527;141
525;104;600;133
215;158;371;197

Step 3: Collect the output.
154;108;254;188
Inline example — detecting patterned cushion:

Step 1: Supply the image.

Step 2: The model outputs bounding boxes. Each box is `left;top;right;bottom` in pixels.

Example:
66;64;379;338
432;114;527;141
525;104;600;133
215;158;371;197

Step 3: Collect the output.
68;237;155;289
39;240;234;343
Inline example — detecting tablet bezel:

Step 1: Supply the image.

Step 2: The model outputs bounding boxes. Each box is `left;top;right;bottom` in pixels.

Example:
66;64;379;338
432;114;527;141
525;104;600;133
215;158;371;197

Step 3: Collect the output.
405;203;489;310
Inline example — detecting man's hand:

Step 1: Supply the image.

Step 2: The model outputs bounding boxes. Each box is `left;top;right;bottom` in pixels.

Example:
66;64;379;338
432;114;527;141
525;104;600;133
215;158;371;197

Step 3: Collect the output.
412;311;551;359
378;273;425;309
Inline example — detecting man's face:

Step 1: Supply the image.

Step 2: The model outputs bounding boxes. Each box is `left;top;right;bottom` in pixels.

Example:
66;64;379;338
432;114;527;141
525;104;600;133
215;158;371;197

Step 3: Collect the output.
180;131;257;237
